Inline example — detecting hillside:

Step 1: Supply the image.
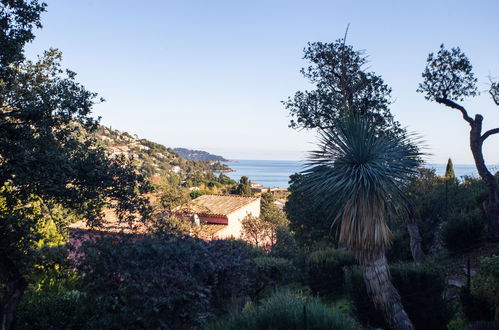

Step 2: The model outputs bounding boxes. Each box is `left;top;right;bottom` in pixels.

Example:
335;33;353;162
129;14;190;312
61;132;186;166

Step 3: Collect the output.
93;126;218;184
173;147;228;162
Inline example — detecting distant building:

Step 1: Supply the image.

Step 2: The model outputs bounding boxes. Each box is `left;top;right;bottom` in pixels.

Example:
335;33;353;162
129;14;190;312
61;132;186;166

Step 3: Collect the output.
173;194;260;240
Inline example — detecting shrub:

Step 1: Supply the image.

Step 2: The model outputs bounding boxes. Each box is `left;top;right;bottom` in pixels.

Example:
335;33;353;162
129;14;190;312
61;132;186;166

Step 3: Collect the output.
461;255;498;322
78;235;257;329
16;268;89;329
306;248;355;299
391;262;452;330
253;256;295;298
346;263;452;329
443;209;484;252
189;189;209;199
207;239;257;315
207;290;359;330
270;226;299;260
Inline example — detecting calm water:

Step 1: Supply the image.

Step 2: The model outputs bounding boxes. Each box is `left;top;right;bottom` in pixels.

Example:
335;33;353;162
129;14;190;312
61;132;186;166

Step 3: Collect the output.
219;160;499;188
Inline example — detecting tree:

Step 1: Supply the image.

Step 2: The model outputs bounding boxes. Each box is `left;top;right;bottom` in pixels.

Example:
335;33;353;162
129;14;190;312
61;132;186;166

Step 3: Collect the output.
284;38;425;262
303;117;421;329
0;1;150;328
159;183;189;211
418;44;499;238
233;176;252;196
283;38;402;135
445;158;456;180
285;173;335;245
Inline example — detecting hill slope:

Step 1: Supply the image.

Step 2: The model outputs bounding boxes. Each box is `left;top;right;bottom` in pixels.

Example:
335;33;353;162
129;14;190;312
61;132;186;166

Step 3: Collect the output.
93;127;217;184
173;147;228;162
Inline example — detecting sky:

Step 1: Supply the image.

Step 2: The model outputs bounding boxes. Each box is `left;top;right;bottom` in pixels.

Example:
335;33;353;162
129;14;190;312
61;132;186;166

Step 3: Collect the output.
24;0;499;163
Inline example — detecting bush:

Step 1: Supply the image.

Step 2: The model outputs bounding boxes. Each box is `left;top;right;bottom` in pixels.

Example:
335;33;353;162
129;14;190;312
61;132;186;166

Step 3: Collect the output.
16;268;89;329
189;189;209;199
270;226;299;260
346;263;452;329
461;255;498;322
254;256;295;298
207;290;359;330
207;239;257;315
443;209;484;252
306;248;355;299
78;235;257;329
391;262;452;330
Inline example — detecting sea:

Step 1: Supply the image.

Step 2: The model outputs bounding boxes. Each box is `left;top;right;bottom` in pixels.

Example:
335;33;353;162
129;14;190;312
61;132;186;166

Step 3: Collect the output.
217;160;499;188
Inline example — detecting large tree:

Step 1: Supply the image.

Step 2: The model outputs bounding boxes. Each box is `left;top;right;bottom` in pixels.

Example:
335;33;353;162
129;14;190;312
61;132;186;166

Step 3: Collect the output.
0;1;150;329
284;39;425;263
418;44;499;238
303;117;421;329
283;39;402;135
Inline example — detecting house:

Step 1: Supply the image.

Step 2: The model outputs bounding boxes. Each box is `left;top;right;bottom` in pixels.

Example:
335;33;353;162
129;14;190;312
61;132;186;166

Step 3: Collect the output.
173;194;260;239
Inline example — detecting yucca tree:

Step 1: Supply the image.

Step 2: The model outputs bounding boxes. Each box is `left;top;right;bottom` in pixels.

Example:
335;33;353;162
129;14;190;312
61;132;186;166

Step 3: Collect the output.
302;117;421;330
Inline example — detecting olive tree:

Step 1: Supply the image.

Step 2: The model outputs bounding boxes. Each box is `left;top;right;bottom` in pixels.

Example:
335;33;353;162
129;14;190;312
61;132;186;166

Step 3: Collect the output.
418;44;499;238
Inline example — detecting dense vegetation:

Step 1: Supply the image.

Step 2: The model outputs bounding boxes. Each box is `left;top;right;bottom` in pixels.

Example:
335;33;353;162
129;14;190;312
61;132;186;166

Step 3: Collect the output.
1;1;498;330
173;147;228;162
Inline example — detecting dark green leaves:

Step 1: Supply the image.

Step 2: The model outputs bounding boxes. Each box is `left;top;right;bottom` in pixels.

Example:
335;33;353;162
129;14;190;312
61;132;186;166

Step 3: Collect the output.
417;44;478;102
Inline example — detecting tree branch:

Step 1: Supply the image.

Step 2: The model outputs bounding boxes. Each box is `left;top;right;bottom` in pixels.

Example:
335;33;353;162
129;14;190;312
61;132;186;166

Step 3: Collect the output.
482;127;499;142
435;97;474;124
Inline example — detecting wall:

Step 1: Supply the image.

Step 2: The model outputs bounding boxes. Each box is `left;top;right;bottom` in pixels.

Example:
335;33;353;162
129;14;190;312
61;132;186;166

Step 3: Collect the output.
216;198;260;239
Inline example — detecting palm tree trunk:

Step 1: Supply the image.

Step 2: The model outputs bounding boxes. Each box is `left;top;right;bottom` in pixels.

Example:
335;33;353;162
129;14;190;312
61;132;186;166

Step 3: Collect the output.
362;255;414;330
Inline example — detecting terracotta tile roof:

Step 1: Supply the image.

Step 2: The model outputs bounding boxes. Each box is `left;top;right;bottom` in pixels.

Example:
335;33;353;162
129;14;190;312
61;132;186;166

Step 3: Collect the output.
174;194;259;217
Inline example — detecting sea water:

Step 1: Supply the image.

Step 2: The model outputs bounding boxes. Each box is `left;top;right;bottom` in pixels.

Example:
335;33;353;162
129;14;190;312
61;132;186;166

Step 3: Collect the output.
217;160;498;188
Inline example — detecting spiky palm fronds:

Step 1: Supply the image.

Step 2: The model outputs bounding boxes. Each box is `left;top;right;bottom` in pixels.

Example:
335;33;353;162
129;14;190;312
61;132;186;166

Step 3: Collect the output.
302;117;422;261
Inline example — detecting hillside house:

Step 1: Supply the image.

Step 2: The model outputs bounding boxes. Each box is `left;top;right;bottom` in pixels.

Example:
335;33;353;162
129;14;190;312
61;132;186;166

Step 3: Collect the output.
173;194;260;240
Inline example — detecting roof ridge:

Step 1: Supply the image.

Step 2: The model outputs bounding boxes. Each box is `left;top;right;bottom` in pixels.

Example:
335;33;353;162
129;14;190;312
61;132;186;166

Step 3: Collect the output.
204;194;259;199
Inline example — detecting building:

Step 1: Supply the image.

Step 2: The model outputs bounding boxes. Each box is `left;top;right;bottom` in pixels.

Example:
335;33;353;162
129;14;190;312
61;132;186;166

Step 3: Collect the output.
173;194;260;239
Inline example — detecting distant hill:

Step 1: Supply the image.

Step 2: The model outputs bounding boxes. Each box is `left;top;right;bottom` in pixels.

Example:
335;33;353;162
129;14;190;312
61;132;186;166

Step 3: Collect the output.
92;126;218;183
173;148;228;162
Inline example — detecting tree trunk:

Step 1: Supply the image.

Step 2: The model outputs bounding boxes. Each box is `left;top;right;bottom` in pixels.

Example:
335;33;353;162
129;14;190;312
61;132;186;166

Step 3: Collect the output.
405;202;425;264
362;255;414;330
469;116;499;239
0;255;27;330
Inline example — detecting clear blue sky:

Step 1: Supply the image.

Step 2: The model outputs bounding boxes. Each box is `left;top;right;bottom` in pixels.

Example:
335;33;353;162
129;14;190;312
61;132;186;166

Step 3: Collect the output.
25;0;499;163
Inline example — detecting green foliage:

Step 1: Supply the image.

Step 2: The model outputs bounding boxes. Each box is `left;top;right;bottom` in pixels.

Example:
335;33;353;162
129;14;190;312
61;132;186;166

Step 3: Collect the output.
270;226;299;260
461;255;499;322
283;39;401;135
232;176;252;195
302;117;421;258
218;173;237;185
207;290;359;330
78;235;257;329
16;264;88;329
443;209;484;252
390;262;452;330
418;44;478;102
189;189;209;199
346;263;452;329
285;173;335;246
253;257;295;298
0;0;46;66
446;158;456;180
401;169;487;252
1;8;151;325
159;183;189;210
306;248;355;299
